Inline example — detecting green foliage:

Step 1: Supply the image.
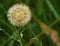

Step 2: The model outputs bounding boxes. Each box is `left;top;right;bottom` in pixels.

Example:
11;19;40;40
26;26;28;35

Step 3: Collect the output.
0;0;60;46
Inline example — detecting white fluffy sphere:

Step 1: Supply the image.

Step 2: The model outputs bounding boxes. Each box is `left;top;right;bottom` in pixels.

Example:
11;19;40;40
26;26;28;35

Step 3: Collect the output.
7;4;31;26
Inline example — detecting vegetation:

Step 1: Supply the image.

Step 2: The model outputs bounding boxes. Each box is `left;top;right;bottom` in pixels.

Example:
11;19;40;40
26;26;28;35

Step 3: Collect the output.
0;0;60;46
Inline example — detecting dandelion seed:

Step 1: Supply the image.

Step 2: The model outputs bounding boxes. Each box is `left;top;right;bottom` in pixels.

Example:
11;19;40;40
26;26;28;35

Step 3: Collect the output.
7;4;31;26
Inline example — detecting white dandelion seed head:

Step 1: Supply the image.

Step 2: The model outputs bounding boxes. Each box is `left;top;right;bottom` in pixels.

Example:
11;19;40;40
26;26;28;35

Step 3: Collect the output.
7;4;31;26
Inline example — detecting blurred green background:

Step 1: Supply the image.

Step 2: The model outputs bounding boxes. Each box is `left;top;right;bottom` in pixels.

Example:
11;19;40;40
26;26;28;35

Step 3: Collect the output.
0;0;60;46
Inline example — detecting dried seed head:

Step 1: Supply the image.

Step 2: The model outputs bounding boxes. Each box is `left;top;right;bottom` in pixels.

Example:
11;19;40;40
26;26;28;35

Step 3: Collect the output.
7;4;31;26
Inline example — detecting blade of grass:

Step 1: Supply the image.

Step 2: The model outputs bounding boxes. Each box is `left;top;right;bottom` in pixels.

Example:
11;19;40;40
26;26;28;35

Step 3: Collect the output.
0;3;7;14
26;31;44;46
26;23;42;46
45;0;59;19
0;3;17;31
1;38;11;46
0;19;15;31
1;29;11;37
49;19;59;27
9;40;14;46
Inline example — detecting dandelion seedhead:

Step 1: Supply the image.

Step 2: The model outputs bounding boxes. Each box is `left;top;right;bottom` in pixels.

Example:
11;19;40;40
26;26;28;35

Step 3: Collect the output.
7;4;31;26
